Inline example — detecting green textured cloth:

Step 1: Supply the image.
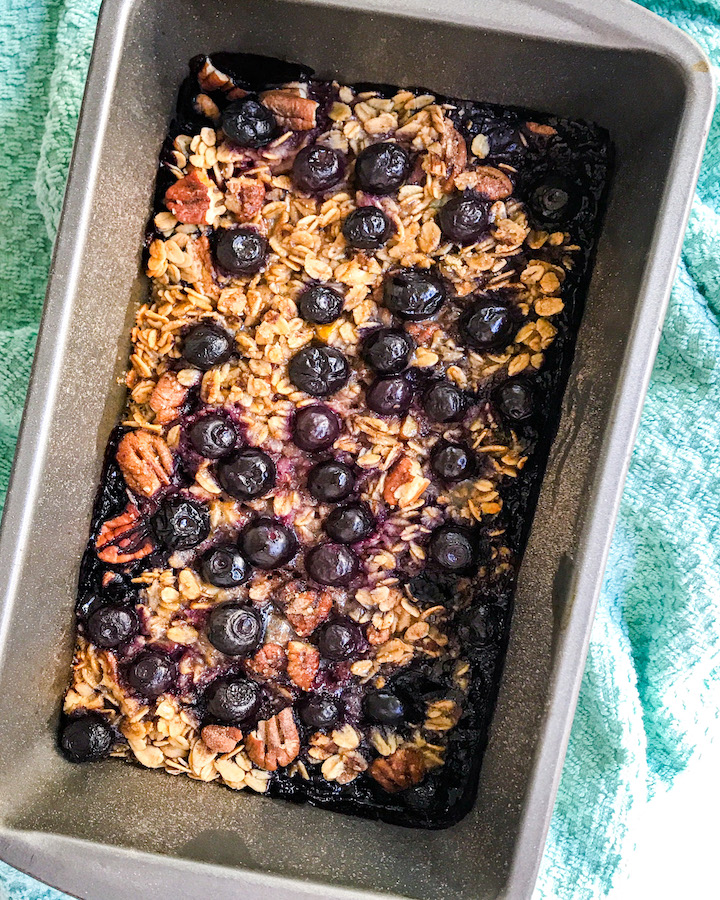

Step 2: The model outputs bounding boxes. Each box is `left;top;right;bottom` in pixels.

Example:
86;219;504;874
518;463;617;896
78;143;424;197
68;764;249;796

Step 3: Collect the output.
0;1;718;898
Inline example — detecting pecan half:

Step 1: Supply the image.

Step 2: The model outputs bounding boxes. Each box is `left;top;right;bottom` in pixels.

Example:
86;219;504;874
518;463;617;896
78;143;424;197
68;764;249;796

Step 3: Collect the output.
245;707;300;771
245;642;287;679
149;372;188;425
95;503;154;564
470;165;513;201
225;176;266;221
201;724;243;754
369;747;426;793
286;641;319;691
278;582;333;637
164;171;212;224
383;455;429;508
116;430;173;498
260;89;318;132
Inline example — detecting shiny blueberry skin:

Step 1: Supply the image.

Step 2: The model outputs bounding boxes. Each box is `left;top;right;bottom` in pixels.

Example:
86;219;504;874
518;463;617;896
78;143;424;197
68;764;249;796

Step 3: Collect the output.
366;376;413;417
293;144;346;193
307;460;355;502
181;323;233;371
200;544;250;587
299;694;343;729
127;651;177;699
317;620;363;660
430;442;477;482
221;97;277;148
461;298;515;350
342;207;393;249
87;605;139;649
292;404;341;452
297;284;344;325
240;518;298;569
364;689;405;725
437;193;491;245
423;381;466;423
527;174;580;227
324;502;375;544
151;496;210;551
427;524;478;573
355;141;411;194
205;676;261;725
384;269;447;321
207;603;264;657
60;714;114;763
288;343;350;397
187;414;239;459
493;377;535;421
215;227;268;275
217;448;276;500
306;543;360;586
362;327;416;375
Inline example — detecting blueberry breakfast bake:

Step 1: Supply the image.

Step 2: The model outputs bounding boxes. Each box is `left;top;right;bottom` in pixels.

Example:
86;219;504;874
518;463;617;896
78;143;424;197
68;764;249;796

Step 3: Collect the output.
59;52;610;828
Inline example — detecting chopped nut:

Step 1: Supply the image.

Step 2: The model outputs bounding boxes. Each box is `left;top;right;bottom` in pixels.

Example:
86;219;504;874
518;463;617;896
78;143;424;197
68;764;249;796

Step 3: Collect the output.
225;176;266;221
278;582;333;636
525;121;557;137
260;89;318;131
116;430;173;498
471;133;490;158
95;503;154;564
369;747;426;792
164;171;212;224
472;165;513;201
245;708;300;771
383;455;429;508
201;725;243;754
286;641;319;691
149;372;188;425
245;642;287;678
423;123;467;192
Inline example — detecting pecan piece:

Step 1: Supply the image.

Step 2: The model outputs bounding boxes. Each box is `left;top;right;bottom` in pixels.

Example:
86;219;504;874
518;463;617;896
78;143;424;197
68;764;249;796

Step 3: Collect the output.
369;747;426;793
278;583;333;637
471;165;513;201
260;89;318;132
525;121;557;137
201;725;243;754
184;234;218;300
116;430;173;498
164;171;212;224
245;642;287;679
225;176;266;221
286;641;319;691
366;625;391;646
383;455;429;508
95;503;154;564
406;321;440;347
424;123;467;192
149;372;188;425
197;57;247;98
245;707;300;771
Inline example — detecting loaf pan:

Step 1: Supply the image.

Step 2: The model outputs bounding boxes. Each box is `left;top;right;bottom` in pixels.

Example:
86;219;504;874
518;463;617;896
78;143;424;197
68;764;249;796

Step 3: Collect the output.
0;0;712;897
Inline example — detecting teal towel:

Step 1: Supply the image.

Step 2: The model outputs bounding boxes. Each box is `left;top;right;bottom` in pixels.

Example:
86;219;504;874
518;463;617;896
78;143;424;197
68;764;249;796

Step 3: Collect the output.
0;1;718;898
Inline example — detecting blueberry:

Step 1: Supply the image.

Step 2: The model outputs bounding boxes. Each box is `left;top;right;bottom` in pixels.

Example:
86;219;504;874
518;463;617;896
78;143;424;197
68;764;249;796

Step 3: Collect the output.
207;603;264;657
384;269;447;321
187;414;239;459
423;381;466;423
317;620;363;660
87;605;139;649
151;496;210;550
324;502;375;544
215;227;268;275
221;97;277;148
366;376;413;416
127;650;177;698
60;715;114;763
293;145;346;193
364;689;405;725
430;441;476;482
493;377;535;422
427;524;478;573
292;404;341;452
297;284;344;325
240;518;298;569
299;694;342;729
437;193;490;245
342;207;393;249
461;298;515;350
217;448;276;500
306;543;360;586
362;327;416;374
288;343;350;397
307;460;355;502
181;323;233;371
200;544;250;587
527;174;580;227
205;675;261;724
355;141;411;194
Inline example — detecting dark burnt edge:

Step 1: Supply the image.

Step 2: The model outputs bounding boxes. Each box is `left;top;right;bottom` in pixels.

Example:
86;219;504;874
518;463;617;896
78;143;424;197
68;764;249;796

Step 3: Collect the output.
70;50;613;830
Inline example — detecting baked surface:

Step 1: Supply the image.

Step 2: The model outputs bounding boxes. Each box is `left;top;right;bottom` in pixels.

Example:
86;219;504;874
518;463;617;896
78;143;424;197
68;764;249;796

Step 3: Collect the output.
59;52;611;828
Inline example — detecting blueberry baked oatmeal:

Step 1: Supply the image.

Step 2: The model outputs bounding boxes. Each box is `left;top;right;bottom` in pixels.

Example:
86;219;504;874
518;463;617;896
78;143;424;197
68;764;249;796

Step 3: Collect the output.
59;52;611;827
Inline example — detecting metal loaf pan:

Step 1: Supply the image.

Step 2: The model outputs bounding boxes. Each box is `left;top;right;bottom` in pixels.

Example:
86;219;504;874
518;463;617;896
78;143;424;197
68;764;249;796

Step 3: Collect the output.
0;0;713;897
